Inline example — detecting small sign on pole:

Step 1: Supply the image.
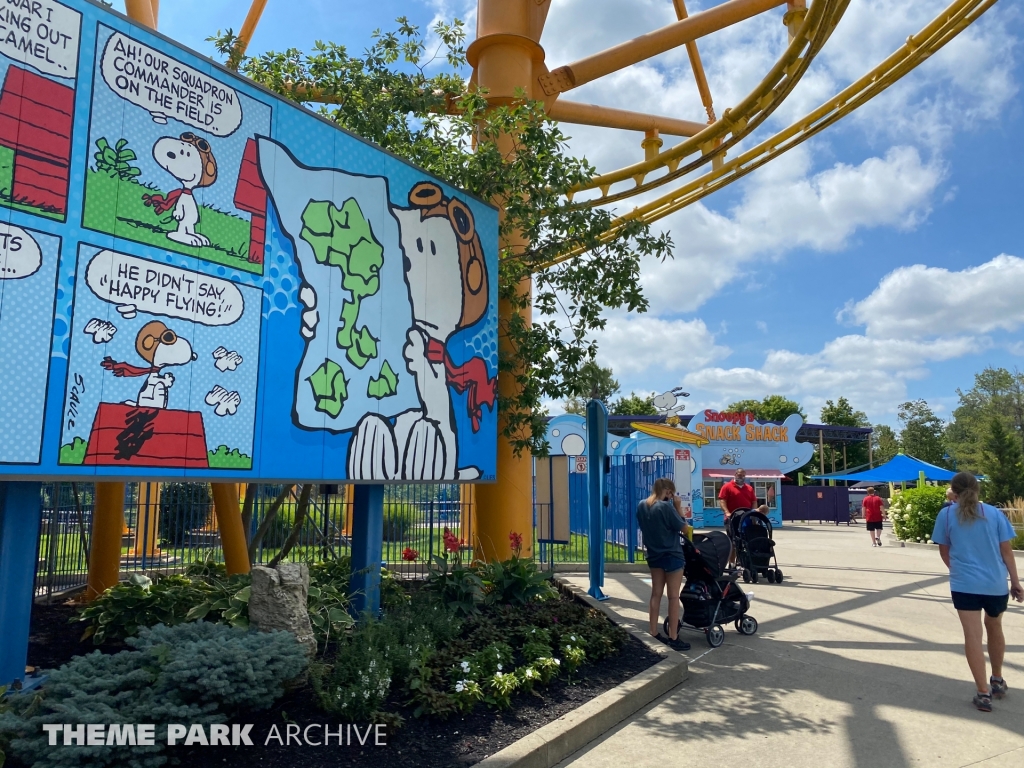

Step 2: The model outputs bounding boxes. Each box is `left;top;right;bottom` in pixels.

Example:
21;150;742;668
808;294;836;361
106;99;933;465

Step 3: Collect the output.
674;449;690;461
574;456;588;474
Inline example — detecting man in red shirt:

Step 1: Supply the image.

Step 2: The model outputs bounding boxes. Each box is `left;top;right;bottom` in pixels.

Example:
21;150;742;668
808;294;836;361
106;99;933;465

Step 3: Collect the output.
719;468;757;526
862;487;886;546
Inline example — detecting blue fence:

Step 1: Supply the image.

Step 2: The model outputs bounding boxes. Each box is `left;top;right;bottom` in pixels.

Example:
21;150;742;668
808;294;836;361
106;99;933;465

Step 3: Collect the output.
536;454;673;565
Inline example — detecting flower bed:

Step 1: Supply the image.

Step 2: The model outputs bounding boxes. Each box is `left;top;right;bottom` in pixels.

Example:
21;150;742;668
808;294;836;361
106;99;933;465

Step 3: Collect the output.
5;533;663;768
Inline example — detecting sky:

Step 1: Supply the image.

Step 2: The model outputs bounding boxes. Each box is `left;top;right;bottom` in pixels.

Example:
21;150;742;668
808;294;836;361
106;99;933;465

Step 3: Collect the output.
118;0;1024;427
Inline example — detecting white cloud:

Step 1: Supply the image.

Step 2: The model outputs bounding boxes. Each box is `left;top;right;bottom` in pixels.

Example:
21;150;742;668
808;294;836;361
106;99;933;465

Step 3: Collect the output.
638;144;943;312
595;315;730;374
844;255;1024;339
205;385;241;417
83;318;117;344
212;346;244;372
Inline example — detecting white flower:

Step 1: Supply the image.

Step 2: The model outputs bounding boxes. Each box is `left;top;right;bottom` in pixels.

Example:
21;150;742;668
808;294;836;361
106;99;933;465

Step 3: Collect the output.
524;668;534;678
497;664;502;671
554;658;561;666
460;660;470;672
494;671;503;679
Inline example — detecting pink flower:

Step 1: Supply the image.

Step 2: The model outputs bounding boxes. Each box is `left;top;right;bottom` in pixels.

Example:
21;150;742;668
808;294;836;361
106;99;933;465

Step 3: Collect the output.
443;528;461;554
509;531;524;556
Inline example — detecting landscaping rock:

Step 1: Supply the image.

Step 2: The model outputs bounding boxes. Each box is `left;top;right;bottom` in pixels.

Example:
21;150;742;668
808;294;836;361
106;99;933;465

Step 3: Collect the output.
249;563;317;656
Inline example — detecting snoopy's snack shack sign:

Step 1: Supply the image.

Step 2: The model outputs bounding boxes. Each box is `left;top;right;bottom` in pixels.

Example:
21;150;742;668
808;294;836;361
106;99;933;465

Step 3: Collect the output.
0;0;498;482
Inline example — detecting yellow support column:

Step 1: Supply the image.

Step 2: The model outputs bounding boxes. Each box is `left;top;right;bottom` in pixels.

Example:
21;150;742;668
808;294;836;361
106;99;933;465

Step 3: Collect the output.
212;483;251;575
342;484;355;537
132;482;161;558
86;482;125;600
469;0;541;562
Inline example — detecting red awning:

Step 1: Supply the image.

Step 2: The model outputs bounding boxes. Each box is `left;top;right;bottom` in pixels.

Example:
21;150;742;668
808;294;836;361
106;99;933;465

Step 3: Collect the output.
702;469;786;479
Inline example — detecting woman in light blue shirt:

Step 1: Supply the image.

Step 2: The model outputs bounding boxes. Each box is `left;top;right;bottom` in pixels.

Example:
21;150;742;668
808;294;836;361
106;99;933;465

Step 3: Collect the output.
932;472;1024;712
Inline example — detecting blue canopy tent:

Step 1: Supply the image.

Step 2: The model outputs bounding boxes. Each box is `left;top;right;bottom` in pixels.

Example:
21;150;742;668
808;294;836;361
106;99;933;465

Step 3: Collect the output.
811;453;957;483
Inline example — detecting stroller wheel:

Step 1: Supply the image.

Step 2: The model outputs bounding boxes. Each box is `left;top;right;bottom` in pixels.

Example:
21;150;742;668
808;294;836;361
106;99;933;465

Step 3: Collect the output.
736;615;758;635
663;616;682;636
707;624;726;648
742;569;751;583
767;569;777;583
775;568;784;583
750;569;759;584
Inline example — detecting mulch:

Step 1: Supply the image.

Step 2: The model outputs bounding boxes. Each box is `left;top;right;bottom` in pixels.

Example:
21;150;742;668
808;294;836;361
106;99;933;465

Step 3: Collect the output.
25;599;664;768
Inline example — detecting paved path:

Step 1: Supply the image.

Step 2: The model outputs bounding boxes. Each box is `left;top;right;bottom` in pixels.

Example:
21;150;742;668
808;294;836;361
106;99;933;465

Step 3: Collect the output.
562;524;1024;768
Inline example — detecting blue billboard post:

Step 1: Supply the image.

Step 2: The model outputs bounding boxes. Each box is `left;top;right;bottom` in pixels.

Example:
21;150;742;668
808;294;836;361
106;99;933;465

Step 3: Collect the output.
0;482;43;688
586;399;609;601
349;485;385;618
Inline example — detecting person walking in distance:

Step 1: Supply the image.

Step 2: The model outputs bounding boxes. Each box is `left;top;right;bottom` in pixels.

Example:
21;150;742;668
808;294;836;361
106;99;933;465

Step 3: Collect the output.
637;478;691;652
931;472;1024;712
862;487;886;546
719;468;756;525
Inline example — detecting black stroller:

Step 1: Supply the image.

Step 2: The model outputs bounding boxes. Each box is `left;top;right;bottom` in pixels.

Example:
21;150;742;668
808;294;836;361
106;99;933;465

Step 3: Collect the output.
664;531;758;648
729;508;783;584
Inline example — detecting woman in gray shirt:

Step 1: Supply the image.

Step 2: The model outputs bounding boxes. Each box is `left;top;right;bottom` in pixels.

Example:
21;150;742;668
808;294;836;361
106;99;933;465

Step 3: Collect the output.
638;478;690;651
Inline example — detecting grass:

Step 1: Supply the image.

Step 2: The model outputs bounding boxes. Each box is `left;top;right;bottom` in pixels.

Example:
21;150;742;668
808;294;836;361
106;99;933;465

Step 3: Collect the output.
1004;500;1024;550
0;144;66;221
207;446;252;469
83;168;260;274
59;438;88;465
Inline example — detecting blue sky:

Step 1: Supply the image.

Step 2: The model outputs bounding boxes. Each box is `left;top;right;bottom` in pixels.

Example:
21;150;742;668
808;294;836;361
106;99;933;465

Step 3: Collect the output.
117;0;1024;427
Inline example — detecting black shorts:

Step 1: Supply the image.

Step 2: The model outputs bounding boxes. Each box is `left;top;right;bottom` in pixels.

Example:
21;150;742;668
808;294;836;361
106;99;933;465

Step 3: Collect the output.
951;591;1009;617
866;521;883;531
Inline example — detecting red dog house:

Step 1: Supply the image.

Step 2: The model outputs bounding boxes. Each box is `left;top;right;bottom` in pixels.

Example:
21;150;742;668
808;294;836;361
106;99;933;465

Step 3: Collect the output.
0;66;74;215
233;137;267;264
83;403;210;468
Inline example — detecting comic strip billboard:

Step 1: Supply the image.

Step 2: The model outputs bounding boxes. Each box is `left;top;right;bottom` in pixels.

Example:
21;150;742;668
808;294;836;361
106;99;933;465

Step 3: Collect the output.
0;0;498;482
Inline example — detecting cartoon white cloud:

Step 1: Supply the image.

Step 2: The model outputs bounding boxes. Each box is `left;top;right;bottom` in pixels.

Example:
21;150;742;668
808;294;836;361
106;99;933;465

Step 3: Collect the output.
83;318;117;344
205;385;241;417
212;346;243;372
115;303;137;319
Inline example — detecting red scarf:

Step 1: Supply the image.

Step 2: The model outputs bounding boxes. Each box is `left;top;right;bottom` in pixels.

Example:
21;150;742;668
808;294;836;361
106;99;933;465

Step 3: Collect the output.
101;356;158;377
142;187;192;215
425;339;496;433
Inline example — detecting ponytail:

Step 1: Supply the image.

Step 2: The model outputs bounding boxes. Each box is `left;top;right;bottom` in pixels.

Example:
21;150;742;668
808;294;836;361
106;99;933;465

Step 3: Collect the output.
646;477;676;506
951;472;981;524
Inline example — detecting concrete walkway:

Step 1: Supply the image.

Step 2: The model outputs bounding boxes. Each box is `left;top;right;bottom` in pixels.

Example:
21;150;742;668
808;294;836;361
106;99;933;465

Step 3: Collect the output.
561;524;1024;768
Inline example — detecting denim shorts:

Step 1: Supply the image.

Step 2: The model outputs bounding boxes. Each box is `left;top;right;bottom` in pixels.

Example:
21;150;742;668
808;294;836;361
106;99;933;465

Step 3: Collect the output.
647;553;685;573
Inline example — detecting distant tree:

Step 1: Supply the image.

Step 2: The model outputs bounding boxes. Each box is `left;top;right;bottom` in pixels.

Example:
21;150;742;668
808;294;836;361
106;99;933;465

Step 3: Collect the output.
981;413;1024;504
564;362;619;414
872;424;901;465
897;399;946;465
610;392;657;415
726;394;805;422
945;367;1024;474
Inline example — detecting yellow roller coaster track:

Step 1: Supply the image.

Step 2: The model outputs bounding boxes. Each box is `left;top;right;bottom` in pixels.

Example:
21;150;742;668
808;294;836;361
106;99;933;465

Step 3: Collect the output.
568;0;850;206
540;0;996;271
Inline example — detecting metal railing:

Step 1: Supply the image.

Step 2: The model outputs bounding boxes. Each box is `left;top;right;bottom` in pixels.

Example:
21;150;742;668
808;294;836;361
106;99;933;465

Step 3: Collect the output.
33;482;475;601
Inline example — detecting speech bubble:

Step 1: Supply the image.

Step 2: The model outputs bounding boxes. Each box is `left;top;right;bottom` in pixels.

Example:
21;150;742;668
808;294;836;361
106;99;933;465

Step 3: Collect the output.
0;0;81;79
0;223;41;279
100;31;242;136
85;250;244;327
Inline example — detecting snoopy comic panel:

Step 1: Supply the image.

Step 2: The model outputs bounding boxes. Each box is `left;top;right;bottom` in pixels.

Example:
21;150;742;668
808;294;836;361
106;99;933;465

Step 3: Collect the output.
258;138;497;482
59;246;261;470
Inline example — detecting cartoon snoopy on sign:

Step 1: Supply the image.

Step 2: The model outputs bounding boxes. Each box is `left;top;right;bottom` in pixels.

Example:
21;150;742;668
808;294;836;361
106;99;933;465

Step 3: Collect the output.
100;321;197;409
345;182;496;481
143;132;218;247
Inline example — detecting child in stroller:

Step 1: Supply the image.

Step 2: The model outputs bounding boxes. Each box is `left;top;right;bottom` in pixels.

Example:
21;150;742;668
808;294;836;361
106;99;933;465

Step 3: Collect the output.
728;508;784;584
665;530;758;648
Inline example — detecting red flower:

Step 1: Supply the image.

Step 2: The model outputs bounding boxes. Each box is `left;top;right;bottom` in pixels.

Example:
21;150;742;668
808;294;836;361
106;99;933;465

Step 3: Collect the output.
509;530;524;555
443;528;461;554
402;547;419;561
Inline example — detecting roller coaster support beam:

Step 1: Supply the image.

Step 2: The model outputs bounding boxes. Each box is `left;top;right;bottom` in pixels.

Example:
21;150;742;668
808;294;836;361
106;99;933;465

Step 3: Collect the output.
537;0;786;96
547;100;705;137
673;0;717;122
470;0;546;562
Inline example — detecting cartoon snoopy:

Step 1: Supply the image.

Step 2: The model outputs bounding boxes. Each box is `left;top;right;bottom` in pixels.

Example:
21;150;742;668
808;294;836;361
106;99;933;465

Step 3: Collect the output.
100;321;197;409
345;182;495;481
142;132;218;247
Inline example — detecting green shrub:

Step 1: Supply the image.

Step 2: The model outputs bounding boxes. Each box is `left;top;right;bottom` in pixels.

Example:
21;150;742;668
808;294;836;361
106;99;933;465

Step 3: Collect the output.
75;568;252;644
0;623;306;768
889;486;948;542
425;554;485;617
382;502;415;542
158;483;212;546
479;554;558;607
